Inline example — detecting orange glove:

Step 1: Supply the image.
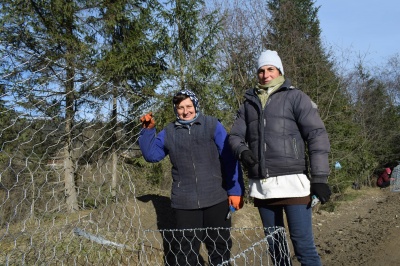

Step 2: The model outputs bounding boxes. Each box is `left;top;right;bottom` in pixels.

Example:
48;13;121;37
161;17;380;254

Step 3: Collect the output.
229;195;244;210
140;112;155;129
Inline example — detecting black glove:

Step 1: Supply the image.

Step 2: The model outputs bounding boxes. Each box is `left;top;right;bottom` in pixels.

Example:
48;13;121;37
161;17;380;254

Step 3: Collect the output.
240;150;257;168
310;183;331;204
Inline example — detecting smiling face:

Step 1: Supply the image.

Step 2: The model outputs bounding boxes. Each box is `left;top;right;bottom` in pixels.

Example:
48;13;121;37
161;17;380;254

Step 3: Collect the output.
176;97;196;120
257;65;281;85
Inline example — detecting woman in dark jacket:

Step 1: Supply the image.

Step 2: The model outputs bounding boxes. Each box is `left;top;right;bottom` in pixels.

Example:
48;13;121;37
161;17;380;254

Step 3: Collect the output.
229;50;331;266
139;89;244;266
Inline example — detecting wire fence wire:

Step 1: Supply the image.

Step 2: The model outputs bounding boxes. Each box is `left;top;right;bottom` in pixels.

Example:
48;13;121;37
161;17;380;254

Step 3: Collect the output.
2;223;290;265
0;48;291;265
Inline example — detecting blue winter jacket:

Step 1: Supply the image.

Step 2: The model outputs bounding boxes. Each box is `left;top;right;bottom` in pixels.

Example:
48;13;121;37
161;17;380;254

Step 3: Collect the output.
139;113;244;209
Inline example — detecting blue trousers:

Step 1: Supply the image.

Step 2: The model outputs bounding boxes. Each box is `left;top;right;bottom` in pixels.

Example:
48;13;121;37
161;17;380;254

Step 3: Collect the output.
258;204;322;266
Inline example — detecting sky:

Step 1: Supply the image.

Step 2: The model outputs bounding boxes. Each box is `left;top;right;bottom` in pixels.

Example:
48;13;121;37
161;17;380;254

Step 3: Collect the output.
316;0;400;67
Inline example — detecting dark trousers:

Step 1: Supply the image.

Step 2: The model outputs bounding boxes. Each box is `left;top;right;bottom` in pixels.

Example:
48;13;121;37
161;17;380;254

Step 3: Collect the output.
170;200;232;266
379;181;391;188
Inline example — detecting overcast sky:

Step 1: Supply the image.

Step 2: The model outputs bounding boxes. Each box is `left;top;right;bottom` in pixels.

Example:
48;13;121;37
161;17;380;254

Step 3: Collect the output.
316;0;400;66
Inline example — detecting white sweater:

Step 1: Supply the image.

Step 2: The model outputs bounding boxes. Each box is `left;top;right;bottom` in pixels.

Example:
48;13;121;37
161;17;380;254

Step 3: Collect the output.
249;174;310;199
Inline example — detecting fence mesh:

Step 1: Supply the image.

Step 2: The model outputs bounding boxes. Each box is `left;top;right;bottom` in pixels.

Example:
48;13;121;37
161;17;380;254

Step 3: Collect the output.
0;45;292;265
2;222;290;265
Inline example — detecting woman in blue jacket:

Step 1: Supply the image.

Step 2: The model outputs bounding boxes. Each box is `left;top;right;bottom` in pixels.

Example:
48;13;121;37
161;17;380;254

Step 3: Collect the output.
229;50;331;266
139;89;244;266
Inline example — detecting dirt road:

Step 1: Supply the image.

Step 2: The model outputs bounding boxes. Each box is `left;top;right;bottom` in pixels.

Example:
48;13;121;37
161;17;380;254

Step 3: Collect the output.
232;187;400;266
138;186;400;265
313;188;400;266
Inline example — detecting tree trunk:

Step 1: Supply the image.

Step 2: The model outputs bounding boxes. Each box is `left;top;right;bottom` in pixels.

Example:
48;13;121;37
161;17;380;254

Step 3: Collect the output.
111;85;118;198
64;68;78;212
64;12;79;211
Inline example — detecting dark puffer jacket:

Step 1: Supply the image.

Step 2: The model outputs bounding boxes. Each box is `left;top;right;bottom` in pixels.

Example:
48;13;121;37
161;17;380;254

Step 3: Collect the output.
229;79;330;183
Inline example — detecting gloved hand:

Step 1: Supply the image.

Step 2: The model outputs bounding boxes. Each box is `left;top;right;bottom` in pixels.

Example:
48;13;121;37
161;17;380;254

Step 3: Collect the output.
310;183;331;204
140;112;155;129
240;150;257;168
229;195;244;210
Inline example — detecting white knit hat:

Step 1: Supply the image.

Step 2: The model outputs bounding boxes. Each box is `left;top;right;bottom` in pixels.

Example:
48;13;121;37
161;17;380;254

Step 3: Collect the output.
257;50;284;75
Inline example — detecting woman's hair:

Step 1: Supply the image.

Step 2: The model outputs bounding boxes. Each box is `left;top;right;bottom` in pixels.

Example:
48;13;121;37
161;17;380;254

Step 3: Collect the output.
173;94;189;106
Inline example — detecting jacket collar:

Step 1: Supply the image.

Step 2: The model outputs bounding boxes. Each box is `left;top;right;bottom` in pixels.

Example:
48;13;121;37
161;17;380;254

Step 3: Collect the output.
174;113;204;127
244;78;293;101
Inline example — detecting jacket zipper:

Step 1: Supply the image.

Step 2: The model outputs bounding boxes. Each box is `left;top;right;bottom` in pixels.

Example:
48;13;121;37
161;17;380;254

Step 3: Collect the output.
187;125;199;208
293;138;299;159
194;161;199;208
261;103;269;178
264;119;267;154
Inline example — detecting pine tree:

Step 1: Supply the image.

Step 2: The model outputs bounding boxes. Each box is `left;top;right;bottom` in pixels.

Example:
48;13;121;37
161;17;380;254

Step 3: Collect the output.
161;0;224;121
94;0;168;197
0;0;98;212
265;0;365;192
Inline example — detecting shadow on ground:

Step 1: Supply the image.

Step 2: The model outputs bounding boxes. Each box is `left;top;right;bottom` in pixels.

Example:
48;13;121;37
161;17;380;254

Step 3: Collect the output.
136;194;209;265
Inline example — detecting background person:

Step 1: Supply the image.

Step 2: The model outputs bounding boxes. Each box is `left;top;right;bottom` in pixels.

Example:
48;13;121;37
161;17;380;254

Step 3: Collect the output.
139;89;244;266
377;167;392;188
229;50;331;266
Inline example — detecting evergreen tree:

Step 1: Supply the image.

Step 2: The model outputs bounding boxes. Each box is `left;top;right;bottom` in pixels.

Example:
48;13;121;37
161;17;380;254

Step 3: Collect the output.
265;0;364;192
351;65;399;166
93;0;168;197
211;1;263;126
0;84;18;165
95;0;168;106
266;0;330;95
161;0;224;122
0;0;98;212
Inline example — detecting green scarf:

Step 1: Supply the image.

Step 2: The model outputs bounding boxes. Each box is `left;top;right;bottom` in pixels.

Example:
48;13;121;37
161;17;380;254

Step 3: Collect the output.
255;76;285;108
